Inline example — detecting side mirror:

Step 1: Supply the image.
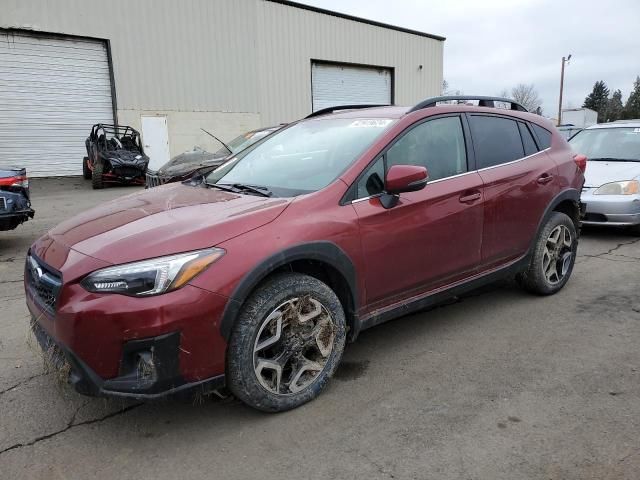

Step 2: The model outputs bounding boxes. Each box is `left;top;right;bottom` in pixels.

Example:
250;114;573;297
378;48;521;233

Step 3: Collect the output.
379;165;429;209
385;165;429;195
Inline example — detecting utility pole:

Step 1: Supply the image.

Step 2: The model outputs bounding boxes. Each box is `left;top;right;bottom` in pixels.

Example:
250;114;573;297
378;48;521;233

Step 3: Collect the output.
557;54;571;126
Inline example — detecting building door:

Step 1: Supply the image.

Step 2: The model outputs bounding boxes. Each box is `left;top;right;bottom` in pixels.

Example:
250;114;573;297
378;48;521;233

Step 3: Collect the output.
141;116;171;172
311;62;392;112
0;30;114;177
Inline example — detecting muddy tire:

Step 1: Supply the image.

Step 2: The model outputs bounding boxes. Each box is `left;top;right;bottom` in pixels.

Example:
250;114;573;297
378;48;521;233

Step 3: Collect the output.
227;273;346;412
82;157;91;180
517;212;578;295
92;161;104;189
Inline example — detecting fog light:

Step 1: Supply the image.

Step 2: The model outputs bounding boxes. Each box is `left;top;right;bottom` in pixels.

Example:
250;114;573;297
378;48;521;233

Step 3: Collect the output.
136;351;157;383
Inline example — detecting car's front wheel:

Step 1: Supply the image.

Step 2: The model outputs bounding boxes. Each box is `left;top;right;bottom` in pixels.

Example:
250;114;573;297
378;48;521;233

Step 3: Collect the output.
227;273;346;412
517;212;578;295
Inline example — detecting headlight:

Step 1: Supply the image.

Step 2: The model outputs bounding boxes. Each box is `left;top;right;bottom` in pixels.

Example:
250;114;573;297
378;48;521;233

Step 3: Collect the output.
593;180;639;195
81;248;224;296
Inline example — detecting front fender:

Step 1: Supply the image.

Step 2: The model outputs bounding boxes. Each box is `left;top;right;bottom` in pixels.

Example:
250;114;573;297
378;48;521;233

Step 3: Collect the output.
219;241;358;340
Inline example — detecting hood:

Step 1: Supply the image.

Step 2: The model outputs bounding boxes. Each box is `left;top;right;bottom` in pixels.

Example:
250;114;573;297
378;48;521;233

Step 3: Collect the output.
584;160;640;187
48;183;291;264
158;149;228;177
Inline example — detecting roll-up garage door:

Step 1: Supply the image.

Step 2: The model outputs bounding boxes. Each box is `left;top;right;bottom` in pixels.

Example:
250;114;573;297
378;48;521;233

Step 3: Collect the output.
0;31;114;177
311;62;392;112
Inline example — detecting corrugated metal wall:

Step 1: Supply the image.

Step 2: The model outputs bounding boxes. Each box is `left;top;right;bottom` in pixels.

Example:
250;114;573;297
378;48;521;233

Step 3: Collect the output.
311;63;392;111
256;1;443;124
1;0;443;172
0;32;114;176
0;0;260;113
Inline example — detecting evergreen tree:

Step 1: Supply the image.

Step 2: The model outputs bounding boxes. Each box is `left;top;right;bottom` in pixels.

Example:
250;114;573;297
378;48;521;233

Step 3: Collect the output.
606;89;624;122
583;81;610;123
623;76;640;119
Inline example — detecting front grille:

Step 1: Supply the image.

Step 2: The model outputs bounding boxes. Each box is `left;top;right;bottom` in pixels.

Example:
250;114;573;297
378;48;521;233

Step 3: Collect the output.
113;166;143;178
145;172;168;188
0;196;5;210
25;254;62;314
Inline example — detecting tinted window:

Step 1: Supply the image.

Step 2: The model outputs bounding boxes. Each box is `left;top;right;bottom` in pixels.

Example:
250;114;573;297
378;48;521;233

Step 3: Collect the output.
532;124;552;149
356;156;385;198
469;116;525;168
519;122;539;156
386;116;467;181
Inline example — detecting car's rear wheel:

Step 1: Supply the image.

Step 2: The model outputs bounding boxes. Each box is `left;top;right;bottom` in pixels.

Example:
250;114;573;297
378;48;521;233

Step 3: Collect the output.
92;161;104;189
82;157;91;180
517;212;577;295
227;273;346;412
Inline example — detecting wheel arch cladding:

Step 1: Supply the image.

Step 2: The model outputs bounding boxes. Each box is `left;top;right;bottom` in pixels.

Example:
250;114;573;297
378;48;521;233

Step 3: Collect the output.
530;189;581;254
219;241;359;341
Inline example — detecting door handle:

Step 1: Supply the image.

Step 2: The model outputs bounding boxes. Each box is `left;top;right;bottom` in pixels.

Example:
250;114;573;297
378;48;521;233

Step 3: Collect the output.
537;173;554;185
459;191;481;204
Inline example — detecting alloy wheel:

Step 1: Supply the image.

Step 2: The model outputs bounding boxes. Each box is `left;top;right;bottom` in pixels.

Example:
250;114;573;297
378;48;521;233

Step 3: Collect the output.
253;296;336;395
542;224;573;285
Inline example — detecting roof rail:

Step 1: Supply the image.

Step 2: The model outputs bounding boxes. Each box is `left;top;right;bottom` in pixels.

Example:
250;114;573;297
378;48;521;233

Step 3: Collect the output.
408;96;528;113
305;104;390;119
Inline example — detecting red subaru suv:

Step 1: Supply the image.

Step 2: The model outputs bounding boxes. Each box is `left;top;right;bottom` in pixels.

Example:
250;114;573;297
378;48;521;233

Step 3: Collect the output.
26;96;586;412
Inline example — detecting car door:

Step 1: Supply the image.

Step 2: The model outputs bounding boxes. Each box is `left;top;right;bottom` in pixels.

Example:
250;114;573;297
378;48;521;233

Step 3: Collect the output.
467;115;559;269
350;115;484;310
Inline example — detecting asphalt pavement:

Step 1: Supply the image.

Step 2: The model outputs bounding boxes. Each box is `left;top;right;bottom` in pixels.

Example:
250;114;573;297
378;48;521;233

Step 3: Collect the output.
1;178;639;479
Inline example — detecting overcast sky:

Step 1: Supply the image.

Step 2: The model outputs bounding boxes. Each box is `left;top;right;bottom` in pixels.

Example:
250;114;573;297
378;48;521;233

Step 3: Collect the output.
299;0;640;118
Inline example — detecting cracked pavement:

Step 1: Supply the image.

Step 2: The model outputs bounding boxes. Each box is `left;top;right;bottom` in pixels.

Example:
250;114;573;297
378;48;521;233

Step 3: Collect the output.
1;178;639;479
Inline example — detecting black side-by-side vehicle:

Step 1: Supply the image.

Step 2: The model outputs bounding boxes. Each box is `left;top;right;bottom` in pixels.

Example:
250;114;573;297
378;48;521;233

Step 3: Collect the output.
0;167;34;231
84;124;149;189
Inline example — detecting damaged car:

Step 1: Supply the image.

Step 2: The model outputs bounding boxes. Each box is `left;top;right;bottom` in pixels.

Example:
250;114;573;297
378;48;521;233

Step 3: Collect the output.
26;97;585;412
0;167;34;231
146;125;285;187
84;124;149;189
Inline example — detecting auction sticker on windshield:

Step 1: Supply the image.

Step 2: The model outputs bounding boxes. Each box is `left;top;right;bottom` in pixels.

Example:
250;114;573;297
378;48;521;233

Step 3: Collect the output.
349;119;393;128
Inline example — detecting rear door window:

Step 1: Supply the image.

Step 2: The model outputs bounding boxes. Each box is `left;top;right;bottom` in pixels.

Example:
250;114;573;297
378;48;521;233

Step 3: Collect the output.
469;115;525;169
519;122;539;156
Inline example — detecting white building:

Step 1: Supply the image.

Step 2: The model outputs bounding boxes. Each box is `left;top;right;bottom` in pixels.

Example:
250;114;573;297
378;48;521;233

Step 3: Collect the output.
1;0;444;176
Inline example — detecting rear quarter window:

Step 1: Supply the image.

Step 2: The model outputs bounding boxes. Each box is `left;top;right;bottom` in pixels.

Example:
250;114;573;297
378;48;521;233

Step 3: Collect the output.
532;124;552;150
469;115;525;169
519;122;539;156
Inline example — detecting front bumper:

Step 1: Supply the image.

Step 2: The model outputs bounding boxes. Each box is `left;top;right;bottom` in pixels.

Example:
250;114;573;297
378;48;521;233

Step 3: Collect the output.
31;320;225;399
580;189;640;226
25;251;230;400
0;189;35;230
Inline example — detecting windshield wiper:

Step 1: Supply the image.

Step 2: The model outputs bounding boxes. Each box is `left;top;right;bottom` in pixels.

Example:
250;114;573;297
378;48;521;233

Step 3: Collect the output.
588;157;640;162
204;181;239;193
201;128;232;155
224;183;273;197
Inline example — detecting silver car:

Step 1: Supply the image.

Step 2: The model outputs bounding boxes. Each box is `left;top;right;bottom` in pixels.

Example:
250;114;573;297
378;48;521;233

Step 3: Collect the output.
570;120;640;233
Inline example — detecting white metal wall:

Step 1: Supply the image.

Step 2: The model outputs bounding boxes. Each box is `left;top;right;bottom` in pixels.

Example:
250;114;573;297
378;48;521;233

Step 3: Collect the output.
256;0;443;124
0;32;114;176
0;0;444;175
311;62;392;111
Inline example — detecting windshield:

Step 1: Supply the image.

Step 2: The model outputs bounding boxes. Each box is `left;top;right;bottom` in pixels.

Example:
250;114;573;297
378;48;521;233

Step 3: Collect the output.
206;118;395;196
569;127;640;161
214;129;275;157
